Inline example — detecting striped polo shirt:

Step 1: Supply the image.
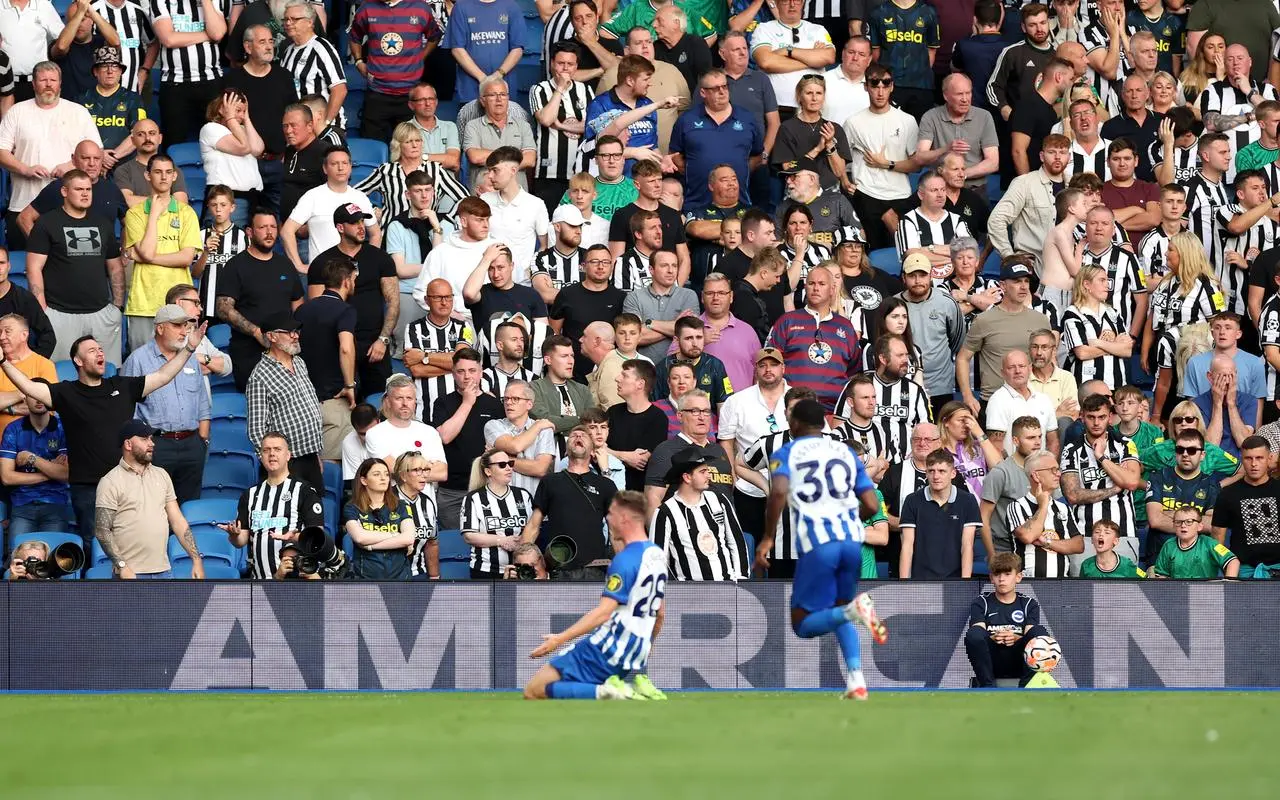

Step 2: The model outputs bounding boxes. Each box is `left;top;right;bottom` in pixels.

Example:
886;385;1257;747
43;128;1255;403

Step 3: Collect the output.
765;307;860;410
349;0;442;95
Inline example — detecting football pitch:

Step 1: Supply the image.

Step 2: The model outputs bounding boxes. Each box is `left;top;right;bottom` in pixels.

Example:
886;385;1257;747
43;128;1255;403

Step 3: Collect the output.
2;691;1277;798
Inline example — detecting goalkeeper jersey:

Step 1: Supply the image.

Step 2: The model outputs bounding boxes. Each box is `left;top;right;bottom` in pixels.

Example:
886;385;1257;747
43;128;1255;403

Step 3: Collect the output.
1153;534;1237;579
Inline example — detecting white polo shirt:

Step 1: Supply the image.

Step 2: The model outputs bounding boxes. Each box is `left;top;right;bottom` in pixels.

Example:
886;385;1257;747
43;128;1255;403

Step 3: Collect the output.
0;97;102;209
287;184;376;264
717;382;789;498
821;67;869;128
481;188;550;286
984;383;1058;455
0;0;61;77
749;20;833;108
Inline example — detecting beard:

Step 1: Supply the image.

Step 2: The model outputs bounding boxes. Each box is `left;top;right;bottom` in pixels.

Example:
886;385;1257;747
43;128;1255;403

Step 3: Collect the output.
268;0;289;20
278;341;301;356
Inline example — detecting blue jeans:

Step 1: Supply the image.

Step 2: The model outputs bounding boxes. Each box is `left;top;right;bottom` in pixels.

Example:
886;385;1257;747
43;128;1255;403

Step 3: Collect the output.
136;571;174;579
8;502;75;542
70;483;98;559
258;158;283;215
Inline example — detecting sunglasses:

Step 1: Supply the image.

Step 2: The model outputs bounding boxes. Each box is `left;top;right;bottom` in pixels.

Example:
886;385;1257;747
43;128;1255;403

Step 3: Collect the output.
866;78;894;87
486;460;515;469
1174;446;1203;455
1171;416;1198;424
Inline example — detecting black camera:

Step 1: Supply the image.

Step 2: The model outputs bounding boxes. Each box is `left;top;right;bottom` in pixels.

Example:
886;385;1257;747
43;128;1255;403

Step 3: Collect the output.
296;526;346;577
513;562;539;580
22;542;85;579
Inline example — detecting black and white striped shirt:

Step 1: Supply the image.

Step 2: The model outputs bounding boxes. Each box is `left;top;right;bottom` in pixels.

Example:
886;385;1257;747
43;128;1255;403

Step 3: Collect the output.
279;33;348;131
1059;433;1139;536
614;247;653;292
402;317;475;420
150;0;228;83
941;274;1001;326
1004;492;1082;578
530;79;594;181
237;477;325;579
834;373;931;462
531;245;584;291
541;3;574;77
777;241;831;278
1031;296;1061;331
895;208;970;259
650;490;747;581
462;484;533;574
1259;293;1280;400
1151;275;1226;372
741;428;802;562
1183;171;1232;268
93;0;154;93
478;315;550;371
398;487;439;578
804;0;842;18
841;420;889;462
196;224;248;319
1215;203;1279;315
1081;244;1148;333
1199;79;1280;180
1064;137;1113;181
1148;140;1198;184
1061;303;1128;388
353;160;470;221
481;363;537;397
1136;225;1180;282
1078;22;1131;115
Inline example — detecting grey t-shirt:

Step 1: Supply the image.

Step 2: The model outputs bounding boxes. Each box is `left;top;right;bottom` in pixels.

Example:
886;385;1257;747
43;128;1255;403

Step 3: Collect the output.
622;284;701;363
981;456;1030;553
112;157;190;199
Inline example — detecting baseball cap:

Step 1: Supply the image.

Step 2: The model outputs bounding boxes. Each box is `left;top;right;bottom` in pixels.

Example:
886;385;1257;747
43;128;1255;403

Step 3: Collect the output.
551;204;585;227
118;419;154;445
93;45;122;68
333;203;372;225
901;253;931;274
779;156;821;176
261;311;301;333
755;347;784;365
1000;260;1034;280
153;304;196;325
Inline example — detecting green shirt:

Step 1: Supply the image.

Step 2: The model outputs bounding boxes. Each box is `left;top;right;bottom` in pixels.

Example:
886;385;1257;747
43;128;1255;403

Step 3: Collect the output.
1115;420;1164;522
1153;534;1237;579
862;489;887;579
1235;140;1280;172
602;0;717;38
1079;554;1147;579
1141;438;1239;480
560;177;638;222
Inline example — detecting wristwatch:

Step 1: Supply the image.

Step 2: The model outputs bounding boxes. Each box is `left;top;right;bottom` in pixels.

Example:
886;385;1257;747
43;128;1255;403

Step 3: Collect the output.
116;560;127;570
377;335;392;345
201;353;212;366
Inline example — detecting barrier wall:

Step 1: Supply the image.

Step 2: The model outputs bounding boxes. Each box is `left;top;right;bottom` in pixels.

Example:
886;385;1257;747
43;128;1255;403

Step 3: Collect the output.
3;580;1272;691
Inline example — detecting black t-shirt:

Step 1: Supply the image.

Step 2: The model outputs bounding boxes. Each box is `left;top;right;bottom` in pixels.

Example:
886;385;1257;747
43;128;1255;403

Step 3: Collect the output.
572;34;622;73
717;248;752;283
1248;245;1280;299
26;208;121;313
31;178;127;224
467;283;548;339
282;137;328;221
1009;93;1060;171
1213;478;1280;567
220;250;305;349
223;65;298;155
430;391;504;488
54;37;102;103
550;281;626;380
841;269;905;315
645;436;733;501
295;289;358;398
731;279;772;342
609;203;687;251
48;375;146;485
656;33;713;91
606;402;670;491
532;468;617;566
311;244;397;339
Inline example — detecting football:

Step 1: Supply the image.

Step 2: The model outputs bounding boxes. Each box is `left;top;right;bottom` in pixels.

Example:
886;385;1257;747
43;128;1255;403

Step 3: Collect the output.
1024;635;1062;673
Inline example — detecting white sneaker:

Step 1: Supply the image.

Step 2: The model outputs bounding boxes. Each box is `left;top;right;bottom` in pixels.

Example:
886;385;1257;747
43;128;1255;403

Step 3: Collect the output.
843;592;888;645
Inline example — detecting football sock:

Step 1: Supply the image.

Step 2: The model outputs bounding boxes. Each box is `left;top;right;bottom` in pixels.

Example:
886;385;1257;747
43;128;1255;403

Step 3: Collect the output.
796;607;847;639
546;681;598;700
833;622;862;672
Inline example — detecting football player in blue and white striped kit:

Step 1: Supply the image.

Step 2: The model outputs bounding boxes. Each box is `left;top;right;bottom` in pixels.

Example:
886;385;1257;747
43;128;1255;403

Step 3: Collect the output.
756;399;889;700
525;490;668;701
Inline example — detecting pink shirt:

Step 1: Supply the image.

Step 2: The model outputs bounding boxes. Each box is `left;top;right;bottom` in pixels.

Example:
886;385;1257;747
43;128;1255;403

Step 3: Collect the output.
668;313;762;393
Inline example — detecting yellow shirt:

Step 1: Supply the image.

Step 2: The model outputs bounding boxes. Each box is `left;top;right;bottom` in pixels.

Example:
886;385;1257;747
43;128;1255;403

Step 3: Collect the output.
123;196;201;317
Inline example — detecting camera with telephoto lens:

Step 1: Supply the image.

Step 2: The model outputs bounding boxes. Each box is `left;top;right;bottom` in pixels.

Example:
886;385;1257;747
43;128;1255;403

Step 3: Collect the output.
513;563;539;580
23;542;85;579
295;526;346;578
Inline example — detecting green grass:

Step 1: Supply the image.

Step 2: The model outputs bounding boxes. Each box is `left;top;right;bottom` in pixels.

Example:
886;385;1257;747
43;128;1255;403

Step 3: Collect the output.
2;691;1278;798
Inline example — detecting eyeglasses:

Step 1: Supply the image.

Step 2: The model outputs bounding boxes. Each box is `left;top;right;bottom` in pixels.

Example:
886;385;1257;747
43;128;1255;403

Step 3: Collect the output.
409;96;436;103
913;435;940;444
270;329;300;337
179;296;202;306
483;91;509;99
1035;466;1062;475
681;408;713;416
282;15;309;22
1175;446;1203;455
597;152;624;160
408;466;429;473
701;83;729;93
866;78;894;87
486;460;515;469
1173;518;1201;527
502;396;533;403
585;258;612;267
703;290;731;298
426;294;454;301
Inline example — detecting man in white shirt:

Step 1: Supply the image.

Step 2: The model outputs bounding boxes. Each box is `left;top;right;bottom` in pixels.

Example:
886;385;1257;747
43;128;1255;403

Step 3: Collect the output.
0;0;64;104
281;145;380;273
985;349;1060;455
822;35;871;127
717;347;788;537
413;195;497;320
480;145;549;286
748;0;835;111
843;62;919;252
362;373;447;501
0;60;101;248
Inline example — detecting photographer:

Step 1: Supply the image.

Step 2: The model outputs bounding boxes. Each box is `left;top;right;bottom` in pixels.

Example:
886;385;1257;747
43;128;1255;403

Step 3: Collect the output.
7;541;50;580
503;542;549;580
221;432;325;579
522;426;616;581
274;545;322;580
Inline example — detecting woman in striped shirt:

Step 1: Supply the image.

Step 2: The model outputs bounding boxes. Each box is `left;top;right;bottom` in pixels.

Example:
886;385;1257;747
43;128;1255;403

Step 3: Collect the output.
1062;264;1132;389
354;122;470;223
461;448;534;579
343;458;417;580
395;450;440;579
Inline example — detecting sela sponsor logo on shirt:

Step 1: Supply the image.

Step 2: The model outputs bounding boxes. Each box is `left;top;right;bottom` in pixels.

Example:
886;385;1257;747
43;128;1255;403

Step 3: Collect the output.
485;514;527;529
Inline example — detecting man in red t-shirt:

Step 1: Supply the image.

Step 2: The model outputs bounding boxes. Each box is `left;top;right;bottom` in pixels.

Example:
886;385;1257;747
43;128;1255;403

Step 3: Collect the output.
1101;138;1160;246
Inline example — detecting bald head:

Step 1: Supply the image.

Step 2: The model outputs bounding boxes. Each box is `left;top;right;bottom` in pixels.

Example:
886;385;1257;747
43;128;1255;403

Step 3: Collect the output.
1002;349;1031;390
1209;353;1237;378
582;320;616;364
1080;379;1110;403
72;139;104;180
1056;42;1086;77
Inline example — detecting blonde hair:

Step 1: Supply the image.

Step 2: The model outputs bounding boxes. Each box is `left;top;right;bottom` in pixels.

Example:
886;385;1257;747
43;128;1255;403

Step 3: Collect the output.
1071;264;1108;308
393;450;429;485
1175;323;1212;381
389;121;423;163
1168;399;1207;438
1158;231;1222;298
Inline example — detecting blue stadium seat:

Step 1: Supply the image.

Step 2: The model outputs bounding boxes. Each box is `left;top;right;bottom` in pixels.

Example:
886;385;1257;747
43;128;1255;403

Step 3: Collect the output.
437;529;469;562
10;274;27;290
10;531;84;579
742;532;755;578
348;137;389;167
323;460;343;503
439;560;470;579
344;63;367;92
868;248;901;275
391;357;406;375
207;323;231;349
210;419;253;453
174;560;240;578
8;249;24;275
908;170;924;194
982;250;1002;279
169;529;238;567
210;374;238;394
987;173;1004;206
324;496;340;540
202;450;257;498
85;562;114;579
366;391;383;410
211;393;247;419
181;498;239;527
876;561;889;579
169;141;202;168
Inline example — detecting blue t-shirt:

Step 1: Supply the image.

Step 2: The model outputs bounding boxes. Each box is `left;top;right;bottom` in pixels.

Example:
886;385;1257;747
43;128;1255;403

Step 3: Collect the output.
1192;390;1260;459
668;104;762;212
0;416;71;507
585;89;657;177
1146;465;1222;517
1182;350;1266;401
444;0;530;103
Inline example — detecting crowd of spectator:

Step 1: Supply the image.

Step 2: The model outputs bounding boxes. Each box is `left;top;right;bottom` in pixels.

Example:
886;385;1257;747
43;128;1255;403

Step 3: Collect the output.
3;0;1280;584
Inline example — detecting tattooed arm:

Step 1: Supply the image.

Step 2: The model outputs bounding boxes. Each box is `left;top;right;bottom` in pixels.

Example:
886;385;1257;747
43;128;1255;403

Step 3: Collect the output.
1059;471;1121;506
95;506;135;579
167;499;205;579
1202;111;1253;133
215;296;267;348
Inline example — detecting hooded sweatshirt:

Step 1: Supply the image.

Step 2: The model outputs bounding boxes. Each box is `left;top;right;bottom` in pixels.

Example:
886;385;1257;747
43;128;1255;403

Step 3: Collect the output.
413;233;497;319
